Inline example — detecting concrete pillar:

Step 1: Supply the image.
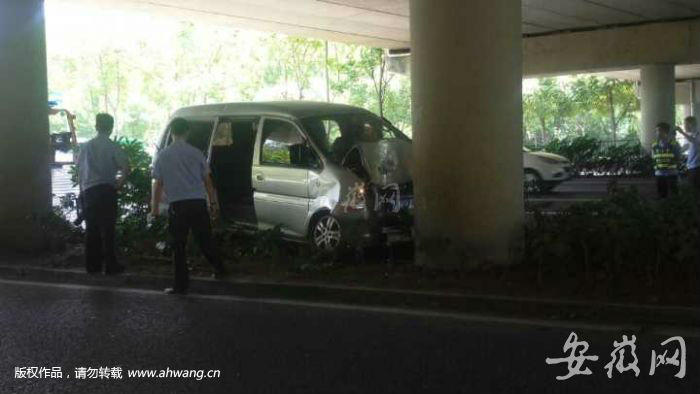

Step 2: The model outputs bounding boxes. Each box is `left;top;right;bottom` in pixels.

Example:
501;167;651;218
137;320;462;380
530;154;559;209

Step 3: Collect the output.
0;0;52;251
682;104;692;119
640;65;675;151
409;0;523;267
692;80;700;117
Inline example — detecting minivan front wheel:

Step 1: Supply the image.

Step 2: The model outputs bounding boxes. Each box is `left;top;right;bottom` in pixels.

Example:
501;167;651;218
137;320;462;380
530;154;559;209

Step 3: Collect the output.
311;214;342;253
524;169;543;194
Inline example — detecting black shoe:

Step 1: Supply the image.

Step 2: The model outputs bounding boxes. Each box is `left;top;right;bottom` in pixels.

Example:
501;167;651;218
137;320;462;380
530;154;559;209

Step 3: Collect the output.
164;287;187;295
105;265;126;275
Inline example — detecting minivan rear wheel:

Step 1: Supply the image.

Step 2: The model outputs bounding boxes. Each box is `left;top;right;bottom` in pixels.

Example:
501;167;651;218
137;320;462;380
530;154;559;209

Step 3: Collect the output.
310;214;343;253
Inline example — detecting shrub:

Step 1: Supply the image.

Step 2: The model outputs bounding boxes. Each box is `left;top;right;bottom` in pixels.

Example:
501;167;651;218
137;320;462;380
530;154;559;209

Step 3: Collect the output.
524;185;699;287
69;138;168;254
542;136;600;174
535;136;654;176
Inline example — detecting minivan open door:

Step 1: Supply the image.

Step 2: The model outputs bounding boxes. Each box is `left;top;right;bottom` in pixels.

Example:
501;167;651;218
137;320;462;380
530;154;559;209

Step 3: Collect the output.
208;117;259;225
252;117;314;237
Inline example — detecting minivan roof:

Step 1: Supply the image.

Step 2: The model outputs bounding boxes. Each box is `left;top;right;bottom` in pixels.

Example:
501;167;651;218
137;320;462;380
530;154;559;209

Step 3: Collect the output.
172;101;373;120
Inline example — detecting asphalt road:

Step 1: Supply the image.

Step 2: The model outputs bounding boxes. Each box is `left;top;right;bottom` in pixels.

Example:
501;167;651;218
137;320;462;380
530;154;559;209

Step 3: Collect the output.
0;278;697;394
527;177;659;211
552;177;656;198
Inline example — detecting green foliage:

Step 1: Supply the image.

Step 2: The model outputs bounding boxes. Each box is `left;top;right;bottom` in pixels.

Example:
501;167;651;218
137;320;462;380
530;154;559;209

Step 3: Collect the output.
536;136;653;176
597;142;655;176
262;35;323;100
525;186;699;287
524;76;640;146
69;138;167;252
215;224;300;266
327;46;395;119
115;137;152;217
541;136;600;174
113;138;169;252
48;23;413;142
34;208;84;252
524;78;573;145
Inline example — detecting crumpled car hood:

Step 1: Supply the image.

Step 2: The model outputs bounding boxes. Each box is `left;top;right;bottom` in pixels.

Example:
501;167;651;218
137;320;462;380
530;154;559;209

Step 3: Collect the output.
354;139;413;186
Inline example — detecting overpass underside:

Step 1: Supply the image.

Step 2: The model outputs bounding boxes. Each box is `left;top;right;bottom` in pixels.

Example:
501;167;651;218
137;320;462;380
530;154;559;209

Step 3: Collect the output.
1;0;698;265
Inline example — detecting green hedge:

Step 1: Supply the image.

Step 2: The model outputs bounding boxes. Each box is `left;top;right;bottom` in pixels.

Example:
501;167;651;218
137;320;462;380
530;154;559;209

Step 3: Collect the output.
533;136;655;176
68;138;169;254
525;186;699;286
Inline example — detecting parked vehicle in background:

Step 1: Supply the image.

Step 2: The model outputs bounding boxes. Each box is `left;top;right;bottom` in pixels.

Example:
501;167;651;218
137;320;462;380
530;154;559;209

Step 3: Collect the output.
523;147;572;193
154;102;414;254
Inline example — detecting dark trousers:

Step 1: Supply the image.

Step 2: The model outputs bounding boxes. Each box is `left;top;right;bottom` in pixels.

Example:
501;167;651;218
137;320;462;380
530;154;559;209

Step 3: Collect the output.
689;167;700;193
169;199;223;291
656;175;679;199
84;184;118;272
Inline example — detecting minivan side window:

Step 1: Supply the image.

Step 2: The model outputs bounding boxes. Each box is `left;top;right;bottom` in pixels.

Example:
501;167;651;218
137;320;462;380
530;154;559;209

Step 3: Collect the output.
161;119;215;154
260;119;308;167
186;120;216;153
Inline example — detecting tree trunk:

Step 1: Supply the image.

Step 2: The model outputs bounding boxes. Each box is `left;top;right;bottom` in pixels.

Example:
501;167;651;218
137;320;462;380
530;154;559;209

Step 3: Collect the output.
607;83;617;145
378;60;385;119
539;117;547;146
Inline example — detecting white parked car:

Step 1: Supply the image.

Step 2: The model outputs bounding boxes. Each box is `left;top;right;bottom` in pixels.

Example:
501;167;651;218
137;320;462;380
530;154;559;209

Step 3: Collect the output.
523;147;572;193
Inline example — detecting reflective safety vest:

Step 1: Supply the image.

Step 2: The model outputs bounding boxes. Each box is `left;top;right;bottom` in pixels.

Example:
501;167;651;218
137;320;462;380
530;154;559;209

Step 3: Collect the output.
651;141;679;171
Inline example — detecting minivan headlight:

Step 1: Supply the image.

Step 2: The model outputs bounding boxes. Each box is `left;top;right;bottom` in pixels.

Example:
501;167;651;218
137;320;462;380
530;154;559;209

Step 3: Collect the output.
341;182;366;212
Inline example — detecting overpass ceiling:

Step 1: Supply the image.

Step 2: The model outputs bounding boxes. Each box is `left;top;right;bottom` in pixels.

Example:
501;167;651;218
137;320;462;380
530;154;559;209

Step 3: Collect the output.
53;0;700;49
593;64;700;81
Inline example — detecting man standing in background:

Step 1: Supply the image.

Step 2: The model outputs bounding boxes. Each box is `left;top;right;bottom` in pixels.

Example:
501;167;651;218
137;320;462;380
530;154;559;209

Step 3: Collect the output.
651;122;682;199
675;116;699;192
151;118;227;295
77;113;130;274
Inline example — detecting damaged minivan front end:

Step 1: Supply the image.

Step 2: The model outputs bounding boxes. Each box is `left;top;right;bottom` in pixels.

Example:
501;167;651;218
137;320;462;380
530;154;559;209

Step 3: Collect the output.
161;102;415;255
332;138;415;248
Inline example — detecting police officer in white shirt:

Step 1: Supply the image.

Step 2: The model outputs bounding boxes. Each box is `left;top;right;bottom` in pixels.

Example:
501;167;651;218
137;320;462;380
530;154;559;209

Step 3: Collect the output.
151;118;226;294
77;113;130;274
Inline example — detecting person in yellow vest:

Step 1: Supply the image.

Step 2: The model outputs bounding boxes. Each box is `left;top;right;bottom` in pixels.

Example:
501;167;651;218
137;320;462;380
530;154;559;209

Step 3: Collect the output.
651;122;682;199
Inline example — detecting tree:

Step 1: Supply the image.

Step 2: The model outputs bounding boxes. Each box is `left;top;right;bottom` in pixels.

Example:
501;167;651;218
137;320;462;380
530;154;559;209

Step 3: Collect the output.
382;77;412;134
329;46;394;118
523;76;640;147
356;47;393;118
263;36;323;100
523;78;573;145
570;77;639;144
46;18;414;143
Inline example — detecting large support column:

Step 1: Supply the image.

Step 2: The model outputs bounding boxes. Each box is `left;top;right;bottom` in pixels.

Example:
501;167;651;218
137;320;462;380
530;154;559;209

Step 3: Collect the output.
692;80;700;117
640;65;675;151
0;0;52;251
409;0;523;267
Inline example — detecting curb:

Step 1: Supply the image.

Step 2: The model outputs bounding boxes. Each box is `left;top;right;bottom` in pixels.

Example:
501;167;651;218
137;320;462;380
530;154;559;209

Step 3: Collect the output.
0;264;697;330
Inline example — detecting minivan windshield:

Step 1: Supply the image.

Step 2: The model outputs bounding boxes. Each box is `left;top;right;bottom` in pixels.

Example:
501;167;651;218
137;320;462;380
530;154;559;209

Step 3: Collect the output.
301;112;409;164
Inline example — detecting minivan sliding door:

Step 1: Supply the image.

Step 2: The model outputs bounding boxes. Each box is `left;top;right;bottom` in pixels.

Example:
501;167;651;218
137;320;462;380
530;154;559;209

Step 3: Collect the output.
208;117;259;225
252;118;312;237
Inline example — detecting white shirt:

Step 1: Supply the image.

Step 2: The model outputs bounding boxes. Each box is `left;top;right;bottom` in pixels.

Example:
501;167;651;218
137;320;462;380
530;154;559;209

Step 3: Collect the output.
77;134;128;191
152;139;209;203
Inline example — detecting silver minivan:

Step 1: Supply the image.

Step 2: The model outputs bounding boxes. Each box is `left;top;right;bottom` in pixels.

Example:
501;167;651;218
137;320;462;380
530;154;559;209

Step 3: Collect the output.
154;101;414;253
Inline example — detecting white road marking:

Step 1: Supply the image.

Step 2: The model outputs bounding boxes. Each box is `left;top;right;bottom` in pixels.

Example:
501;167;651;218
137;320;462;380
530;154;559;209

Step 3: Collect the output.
1;278;696;338
527;198;601;202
